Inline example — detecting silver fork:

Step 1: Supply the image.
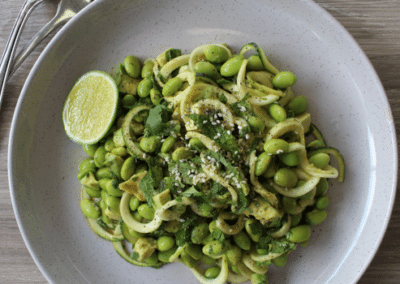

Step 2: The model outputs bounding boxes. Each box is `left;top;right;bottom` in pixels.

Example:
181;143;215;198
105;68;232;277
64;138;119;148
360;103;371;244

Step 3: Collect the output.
0;0;93;110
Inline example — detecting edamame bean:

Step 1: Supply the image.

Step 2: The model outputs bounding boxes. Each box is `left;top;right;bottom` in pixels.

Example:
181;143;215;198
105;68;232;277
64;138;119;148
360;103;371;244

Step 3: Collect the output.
189;137;206;151
255;152;272;176
264;139;289;154
269;103;287;122
135;163;148;174
202;240;228;257
307;140;325;149
162;77;184;97
233;231;251;251
141;60;155;78
198;202;214;217
111;146;128;157
79;158;96;174
274;168;298;188
286;225;311;243
144;251;158;265
204;266;221;279
161;136;176;153
226;245;242;265
121;156;136;181
150;88;162;105
158;246;177;263
140;136;161;153
287;95;308;116
105;179;123;197
282;196;297;214
82;144;98;156
94;146;107;167
137;77;153;97
272;71;297;89
104;136;115;152
96;167;113;180
122;94;137;109
291;213;302;227
250;273;268;284
309;153;330;169
272;253;288;267
157;236;175;252
105;196;120;214
248;116;265;133
181;250;197;268
262;159;278;179
84;187;101;198
185;244;203;260
305;209;327;226
199;254;217;265
191;223;210;244
129;196;140;211
316;178;329;196
124;55;141;78
315;196;331;210
80;199;100;219
138;204;155;220
247;55;264;71
172;147;193;161
278;151;301;167
204;45;229;64
194;61;219;78
220;55;245;77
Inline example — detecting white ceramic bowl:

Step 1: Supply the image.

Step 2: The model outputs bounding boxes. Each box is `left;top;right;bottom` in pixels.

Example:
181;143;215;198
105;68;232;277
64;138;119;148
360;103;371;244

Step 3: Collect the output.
8;0;397;283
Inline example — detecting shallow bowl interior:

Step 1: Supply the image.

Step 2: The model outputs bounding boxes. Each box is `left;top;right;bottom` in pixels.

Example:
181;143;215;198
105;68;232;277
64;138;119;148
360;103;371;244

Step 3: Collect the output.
8;0;397;283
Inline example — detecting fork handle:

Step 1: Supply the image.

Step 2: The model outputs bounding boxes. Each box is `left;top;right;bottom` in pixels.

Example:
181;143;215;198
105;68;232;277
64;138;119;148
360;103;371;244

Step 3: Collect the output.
0;0;43;110
10;2;73;76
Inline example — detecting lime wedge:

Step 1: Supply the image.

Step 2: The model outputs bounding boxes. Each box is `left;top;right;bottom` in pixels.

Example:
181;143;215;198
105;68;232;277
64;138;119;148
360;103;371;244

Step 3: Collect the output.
62;70;119;144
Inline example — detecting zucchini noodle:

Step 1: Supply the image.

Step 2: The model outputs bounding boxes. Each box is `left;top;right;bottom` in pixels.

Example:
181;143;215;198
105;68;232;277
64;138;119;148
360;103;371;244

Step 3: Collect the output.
73;43;345;284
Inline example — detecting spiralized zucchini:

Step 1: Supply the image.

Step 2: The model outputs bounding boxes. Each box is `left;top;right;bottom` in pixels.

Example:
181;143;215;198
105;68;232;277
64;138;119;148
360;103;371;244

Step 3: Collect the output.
75;43;345;284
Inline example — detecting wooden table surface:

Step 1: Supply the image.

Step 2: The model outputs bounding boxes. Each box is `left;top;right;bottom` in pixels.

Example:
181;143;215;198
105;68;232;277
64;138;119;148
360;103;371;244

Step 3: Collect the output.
0;0;399;283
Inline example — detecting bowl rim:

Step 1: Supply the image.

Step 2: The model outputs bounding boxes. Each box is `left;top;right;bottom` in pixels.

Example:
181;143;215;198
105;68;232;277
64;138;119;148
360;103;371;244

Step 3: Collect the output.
7;0;398;283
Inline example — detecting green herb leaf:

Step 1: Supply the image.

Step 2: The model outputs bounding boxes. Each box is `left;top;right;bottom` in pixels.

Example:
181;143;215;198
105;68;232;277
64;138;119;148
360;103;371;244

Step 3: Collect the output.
139;171;155;207
145;104;172;137
211;229;226;242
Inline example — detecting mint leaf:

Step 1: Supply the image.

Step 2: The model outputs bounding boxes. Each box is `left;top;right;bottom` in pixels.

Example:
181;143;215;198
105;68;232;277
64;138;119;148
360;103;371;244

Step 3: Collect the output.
139;171;155;207
144;104;173;137
175;212;198;246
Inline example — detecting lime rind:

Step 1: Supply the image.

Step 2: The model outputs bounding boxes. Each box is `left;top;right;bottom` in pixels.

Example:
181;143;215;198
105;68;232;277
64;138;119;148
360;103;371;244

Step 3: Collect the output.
62;70;119;145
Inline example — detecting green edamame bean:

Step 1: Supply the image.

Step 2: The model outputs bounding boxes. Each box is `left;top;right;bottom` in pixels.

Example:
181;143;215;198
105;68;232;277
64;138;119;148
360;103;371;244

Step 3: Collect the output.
198;202;214;217
80;199;100;219
220;55;245;77
264;139;289;154
287;95;308;116
105;179;123;197
121;156;136;181
233;231;251;251
204;45;229;64
82;144;98;156
250;273;268;284
172;147;193;161
305;209;327;226
255;152;272;176
247;55;264;71
140;136;161;153
158;246;177;263
94;146;107;167
144;251;158;265
204;266;221;279
226;245;242;265
278;151;301;167
161;136;176;153
286;225;311;243
79;158;96;173
307;140;326;149
245;219;262;242
262;159;278;179
157;236;175;252
316;196;331;210
291;213;302;227
272;71;297;89
141;60;155;78
137;77;153;97
199;254;217;265
124;55;141;78
282;196;297;214
191;223;210;244
150;88;162;105
309;153;330;169
105;196;120;214
114;63;124;85
248;116;265;133
129;196;140;211
316;178;329;196
162;77;184;97
185;244;203;260
111;146;128;157
135;163;148;174
181;250;197;268
96;167;113;180
208;220;218;233
202;240;228;257
269;103;287;122
189;137;206;151
104;136;115;152
194;61;219;78
272;253;288;267
138;204;155;220
274;168;298;188
132;211;143;222
122;94;137;109
84;187;101;198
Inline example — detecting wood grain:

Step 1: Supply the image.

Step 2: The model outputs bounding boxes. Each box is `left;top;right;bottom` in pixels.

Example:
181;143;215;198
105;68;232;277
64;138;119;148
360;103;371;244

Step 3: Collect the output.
0;0;399;283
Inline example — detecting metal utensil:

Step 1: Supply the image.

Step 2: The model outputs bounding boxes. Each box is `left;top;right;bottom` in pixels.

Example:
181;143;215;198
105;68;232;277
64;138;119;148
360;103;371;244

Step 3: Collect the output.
0;0;93;111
